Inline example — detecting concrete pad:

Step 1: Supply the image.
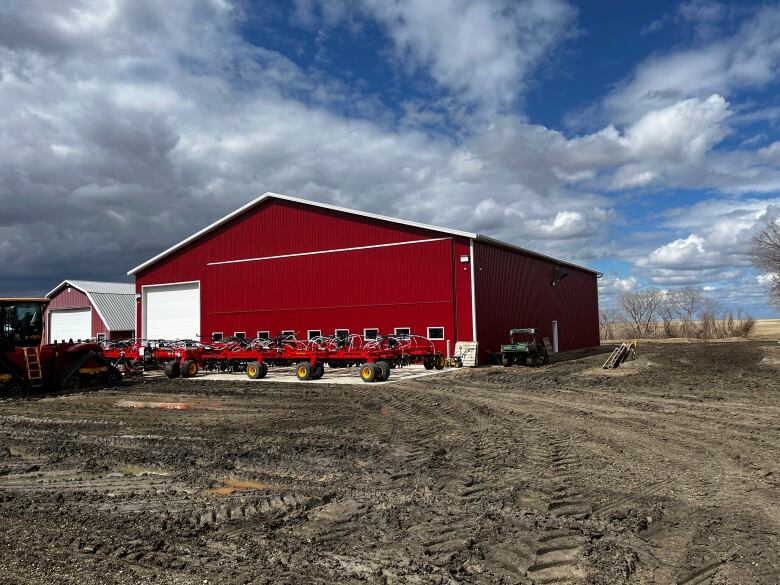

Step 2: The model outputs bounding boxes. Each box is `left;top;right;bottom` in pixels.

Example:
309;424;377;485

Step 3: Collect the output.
180;364;452;384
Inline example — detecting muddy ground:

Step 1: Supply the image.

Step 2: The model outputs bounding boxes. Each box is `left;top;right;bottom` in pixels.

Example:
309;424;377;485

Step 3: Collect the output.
0;341;778;584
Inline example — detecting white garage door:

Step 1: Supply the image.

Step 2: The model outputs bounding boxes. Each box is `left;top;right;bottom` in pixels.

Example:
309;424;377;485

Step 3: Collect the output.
144;282;200;341
50;308;92;343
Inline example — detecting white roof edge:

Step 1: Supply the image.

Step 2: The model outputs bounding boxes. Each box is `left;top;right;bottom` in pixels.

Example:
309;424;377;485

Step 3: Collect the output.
45;280;70;299
127;192;477;275
82;290;110;331
475;235;602;276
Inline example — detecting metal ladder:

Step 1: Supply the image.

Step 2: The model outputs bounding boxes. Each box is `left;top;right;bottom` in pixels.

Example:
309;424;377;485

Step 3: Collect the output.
602;340;636;369
22;347;43;388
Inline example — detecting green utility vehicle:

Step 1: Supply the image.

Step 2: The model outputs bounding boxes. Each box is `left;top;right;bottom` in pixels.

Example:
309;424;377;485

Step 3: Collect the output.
500;328;550;367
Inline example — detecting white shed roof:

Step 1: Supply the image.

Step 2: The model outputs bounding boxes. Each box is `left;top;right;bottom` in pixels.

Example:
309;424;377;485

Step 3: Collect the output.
46;280;135;332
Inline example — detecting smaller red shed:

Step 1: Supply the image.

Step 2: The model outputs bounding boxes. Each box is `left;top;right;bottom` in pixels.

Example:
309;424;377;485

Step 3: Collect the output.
45;280;136;343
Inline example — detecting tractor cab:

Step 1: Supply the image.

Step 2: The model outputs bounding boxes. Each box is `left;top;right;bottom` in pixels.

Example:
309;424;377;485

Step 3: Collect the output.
0;298;48;352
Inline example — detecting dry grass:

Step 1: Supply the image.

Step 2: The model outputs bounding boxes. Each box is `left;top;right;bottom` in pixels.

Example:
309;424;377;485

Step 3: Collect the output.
752;319;780;340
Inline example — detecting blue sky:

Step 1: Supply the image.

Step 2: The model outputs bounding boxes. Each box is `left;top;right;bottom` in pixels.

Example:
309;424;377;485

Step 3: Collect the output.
0;0;779;315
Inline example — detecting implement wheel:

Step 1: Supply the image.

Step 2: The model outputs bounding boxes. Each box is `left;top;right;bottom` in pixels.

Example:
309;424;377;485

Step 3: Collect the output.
296;362;313;381
434;355;445;370
423;357;434;370
312;362;324;380
163;361;180;379
376;361;390;382
181;360;199;378
360;363;377;383
501;354;512;367
525;356;536;367
246;361;267;380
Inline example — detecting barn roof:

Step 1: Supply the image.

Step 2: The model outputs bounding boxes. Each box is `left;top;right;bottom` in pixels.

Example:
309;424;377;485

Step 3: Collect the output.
46;280;135;332
127;192;600;276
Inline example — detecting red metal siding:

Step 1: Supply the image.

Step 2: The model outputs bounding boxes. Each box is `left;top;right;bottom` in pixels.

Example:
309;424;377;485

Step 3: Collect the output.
474;241;599;362
136;200;473;353
46;287;108;340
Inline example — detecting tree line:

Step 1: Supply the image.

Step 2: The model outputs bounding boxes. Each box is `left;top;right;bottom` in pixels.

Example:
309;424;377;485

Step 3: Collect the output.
600;287;756;340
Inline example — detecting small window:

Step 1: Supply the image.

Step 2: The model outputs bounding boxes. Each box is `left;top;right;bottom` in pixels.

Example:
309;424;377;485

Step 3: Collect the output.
335;329;349;340
96;332;106;342
234;331;246;340
427;327;444;340
308;330;322;340
212;332;223;341
394;327;410;336
280;330;295;337
364;328;379;340
256;331;270;340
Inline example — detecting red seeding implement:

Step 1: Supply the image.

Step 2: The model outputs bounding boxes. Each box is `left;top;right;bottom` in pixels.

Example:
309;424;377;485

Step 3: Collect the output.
100;333;445;383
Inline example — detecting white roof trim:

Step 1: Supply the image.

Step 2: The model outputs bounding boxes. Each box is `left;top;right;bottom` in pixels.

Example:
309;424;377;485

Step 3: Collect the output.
46;280;71;299
126;191;600;276
127;192;476;275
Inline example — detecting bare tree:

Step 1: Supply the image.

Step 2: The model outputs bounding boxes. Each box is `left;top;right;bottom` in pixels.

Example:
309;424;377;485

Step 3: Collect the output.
618;289;662;337
751;217;780;307
676;287;705;336
599;307;621;340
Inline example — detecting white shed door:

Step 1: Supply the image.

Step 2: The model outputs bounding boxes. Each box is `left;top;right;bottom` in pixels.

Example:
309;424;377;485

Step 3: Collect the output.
144;282;200;341
50;308;91;343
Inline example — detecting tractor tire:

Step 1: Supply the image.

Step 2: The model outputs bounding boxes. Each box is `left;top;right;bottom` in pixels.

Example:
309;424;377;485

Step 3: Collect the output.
434;355;445;370
360;363;378;383
376;361;390;382
59;375;79;393
296;362;313;381
246;361;267;380
164;361;181;379
181;360;199;378
104;368;123;388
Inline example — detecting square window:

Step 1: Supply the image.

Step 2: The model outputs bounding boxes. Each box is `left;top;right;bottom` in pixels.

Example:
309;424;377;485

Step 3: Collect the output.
394;327;410;336
212;332;223;341
364;328;379;340
280;330;295;337
96;333;106;342
335;329;349;340
427;327;444;340
256;331;270;340
234;332;246;340
308;330;322;340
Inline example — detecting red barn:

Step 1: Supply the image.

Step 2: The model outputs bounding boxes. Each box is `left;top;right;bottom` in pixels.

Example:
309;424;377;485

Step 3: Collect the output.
128;193;600;363
45;280;136;343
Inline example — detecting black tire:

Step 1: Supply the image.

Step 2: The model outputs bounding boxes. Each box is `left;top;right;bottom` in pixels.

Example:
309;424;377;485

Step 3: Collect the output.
423;358;434;370
434;355;445;370
164;361;180;379
181;360;199;378
360;363;377;383
312;362;324;380
501;354;512;367
376;361;390;381
246;361;265;380
526;356;536;367
59;375;79;393
104;368;122;387
296;362;313;381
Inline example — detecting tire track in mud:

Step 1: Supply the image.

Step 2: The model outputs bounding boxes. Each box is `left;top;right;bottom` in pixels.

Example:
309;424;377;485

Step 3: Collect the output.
526;435;591;585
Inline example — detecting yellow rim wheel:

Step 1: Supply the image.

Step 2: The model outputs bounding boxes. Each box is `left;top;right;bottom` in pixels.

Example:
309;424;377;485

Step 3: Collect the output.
248;365;257;376
187;363;197;376
298;365;307;377
361;366;372;380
